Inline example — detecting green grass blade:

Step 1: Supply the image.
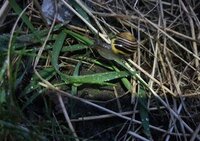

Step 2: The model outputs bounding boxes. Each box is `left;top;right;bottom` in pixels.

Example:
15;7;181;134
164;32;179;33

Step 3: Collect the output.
70;62;82;117
0;120;46;140
61;71;130;85
61;44;87;52
0;89;6;104
0;58;7;81
78;56;113;70
0;25;63;51
51;30;67;73
112;65;132;90
71;61;82;95
9;1;65;43
9;0;35;31
138;88;152;139
21;67;55;96
64;29;94;45
21;90;44;111
68;0;90;23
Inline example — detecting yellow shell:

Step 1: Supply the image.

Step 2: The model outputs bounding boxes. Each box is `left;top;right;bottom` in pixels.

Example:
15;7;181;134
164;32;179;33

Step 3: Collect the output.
111;32;137;55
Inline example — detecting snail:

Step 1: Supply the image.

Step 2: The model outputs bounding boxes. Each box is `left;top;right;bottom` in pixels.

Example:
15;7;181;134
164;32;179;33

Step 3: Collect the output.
111;32;137;55
94;32;137;60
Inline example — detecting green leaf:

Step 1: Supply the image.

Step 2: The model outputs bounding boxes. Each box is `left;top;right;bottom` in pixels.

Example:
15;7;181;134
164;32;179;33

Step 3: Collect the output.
0;58;7;81
61;44;87;52
21;67;56;96
51;30;67;73
71;62;82;95
112;65;132;90
0;89;6;104
68;0;90;23
61;71;130;85
0;25;63;51
64;29;94;45
70;62;82;117
9;0;35;32
78;56;113;70
138;88;152;138
9;0;43;43
22;90;44;111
